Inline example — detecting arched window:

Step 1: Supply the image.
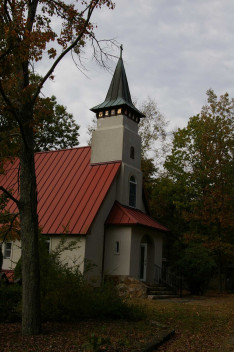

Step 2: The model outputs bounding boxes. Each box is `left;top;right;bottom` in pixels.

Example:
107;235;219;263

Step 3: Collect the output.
129;176;137;207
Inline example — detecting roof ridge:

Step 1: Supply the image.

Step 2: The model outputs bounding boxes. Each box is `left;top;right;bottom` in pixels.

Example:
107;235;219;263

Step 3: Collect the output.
115;201;138;223
90;160;122;166
35;145;90;155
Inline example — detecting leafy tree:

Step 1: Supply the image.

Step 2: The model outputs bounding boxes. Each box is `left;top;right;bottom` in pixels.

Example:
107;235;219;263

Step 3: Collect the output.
0;0;115;335
177;243;216;295
34;96;80;151
0;94;80;274
0;94;80;154
164;89;234;288
138;97;168;165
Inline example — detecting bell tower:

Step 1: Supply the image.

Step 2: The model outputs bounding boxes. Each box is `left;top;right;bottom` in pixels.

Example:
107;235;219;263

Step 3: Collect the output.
90;47;145;209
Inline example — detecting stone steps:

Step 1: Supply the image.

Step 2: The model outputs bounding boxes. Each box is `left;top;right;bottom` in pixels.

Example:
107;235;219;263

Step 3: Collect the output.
146;284;178;299
148;294;178;300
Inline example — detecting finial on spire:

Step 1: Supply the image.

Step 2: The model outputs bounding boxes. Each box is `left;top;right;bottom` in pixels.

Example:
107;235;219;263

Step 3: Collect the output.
120;44;123;58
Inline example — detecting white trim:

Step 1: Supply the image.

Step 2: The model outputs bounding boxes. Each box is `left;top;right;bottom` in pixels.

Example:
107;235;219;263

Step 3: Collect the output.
139;243;147;281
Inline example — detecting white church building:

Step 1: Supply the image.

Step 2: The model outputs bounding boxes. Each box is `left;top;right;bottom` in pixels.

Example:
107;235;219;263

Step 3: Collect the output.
1;51;168;284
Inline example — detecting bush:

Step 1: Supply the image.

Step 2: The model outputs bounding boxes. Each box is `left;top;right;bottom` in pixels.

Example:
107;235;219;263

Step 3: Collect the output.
0;284;21;322
15;236;144;322
41;271;145;322
177;244;216;295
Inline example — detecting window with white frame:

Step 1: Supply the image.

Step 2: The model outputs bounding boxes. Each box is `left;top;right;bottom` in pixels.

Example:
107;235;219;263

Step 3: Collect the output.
129;175;137;208
4;242;12;259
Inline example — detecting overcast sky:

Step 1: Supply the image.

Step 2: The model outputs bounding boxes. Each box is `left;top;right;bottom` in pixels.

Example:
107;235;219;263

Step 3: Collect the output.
41;0;234;145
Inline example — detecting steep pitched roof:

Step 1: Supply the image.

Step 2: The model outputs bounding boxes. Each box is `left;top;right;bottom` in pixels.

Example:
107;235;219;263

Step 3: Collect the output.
91;56;145;118
0;147;121;235
106;202;168;232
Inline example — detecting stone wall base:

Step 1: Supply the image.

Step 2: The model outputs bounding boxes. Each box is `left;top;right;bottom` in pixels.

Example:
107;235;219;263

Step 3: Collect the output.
106;275;147;298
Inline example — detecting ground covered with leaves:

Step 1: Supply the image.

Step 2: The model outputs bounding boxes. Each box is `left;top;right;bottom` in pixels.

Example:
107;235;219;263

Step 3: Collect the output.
151;293;234;352
0;294;233;352
0;319;167;352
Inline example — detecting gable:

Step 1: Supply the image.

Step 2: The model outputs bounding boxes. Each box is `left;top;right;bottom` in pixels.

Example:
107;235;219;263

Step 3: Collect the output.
106;201;168;232
0;147;121;235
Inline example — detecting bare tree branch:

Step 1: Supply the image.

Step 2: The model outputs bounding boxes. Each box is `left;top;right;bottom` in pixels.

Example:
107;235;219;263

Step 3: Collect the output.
32;0;98;104
0;186;19;207
0;213;19;244
0;80;28;148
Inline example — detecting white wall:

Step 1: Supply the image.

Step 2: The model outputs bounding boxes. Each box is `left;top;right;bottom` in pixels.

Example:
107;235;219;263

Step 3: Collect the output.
1;240;21;270
116;163;143;211
84;179;118;284
1;236;86;274
50;235;86;273
130;227;163;282
104;225;132;276
91;114;144;210
91;115;141;168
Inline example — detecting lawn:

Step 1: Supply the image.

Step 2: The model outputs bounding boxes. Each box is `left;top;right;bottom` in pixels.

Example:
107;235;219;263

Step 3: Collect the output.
0;294;233;352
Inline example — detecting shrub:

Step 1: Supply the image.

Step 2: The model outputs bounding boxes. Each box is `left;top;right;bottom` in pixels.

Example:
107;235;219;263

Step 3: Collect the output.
0;284;21;322
8;236;145;322
177;244;216;295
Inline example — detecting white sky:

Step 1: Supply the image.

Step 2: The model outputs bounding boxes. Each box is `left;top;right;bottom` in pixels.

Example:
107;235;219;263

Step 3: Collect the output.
40;0;234;146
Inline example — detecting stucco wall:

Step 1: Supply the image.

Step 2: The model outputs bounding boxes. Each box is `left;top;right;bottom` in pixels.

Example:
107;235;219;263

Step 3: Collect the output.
116;163;143;210
1;240;21;270
91;114;144;210
130;227;163;282
84;179;118;284
50;235;86;273
91;115;141;169
104;225;132;276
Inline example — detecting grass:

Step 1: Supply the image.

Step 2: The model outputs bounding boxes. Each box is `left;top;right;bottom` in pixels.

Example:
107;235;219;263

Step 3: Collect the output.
0;293;233;352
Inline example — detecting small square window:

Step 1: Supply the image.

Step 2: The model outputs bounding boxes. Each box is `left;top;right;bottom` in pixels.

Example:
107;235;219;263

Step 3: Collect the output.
114;241;120;254
111;109;115;115
105;110;109;116
117;108;122;115
98;111;103;118
4;242;12;259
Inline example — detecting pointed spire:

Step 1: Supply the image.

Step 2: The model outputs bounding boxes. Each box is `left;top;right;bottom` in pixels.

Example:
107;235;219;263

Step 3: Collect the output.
120;44;123;58
91;46;145;120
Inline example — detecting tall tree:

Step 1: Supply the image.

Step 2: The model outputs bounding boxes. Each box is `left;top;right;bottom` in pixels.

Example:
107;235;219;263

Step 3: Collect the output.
0;94;80;274
164;89;234;285
138;97;168;164
0;94;80;154
0;0;114;335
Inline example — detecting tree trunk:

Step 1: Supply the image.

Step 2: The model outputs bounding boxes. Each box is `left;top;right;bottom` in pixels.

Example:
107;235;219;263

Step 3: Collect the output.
19;106;41;335
0;243;3;273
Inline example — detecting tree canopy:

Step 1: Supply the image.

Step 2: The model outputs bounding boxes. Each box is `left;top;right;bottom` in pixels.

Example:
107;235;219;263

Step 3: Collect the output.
0;94;80;156
165;89;233;244
148;90;233;282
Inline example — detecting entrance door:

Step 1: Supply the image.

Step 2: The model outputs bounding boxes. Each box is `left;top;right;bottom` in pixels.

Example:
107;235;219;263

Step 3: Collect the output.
140;243;147;281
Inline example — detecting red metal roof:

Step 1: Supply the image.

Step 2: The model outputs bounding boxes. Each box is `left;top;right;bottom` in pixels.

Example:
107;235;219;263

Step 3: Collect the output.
106;202;169;232
0;147;121;235
1;269;14;282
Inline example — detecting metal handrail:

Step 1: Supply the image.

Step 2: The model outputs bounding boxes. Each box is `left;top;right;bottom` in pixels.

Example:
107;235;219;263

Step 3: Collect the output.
154;264;183;296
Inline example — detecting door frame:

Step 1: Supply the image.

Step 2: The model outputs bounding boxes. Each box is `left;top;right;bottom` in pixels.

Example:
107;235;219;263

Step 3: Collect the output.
140;243;148;281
